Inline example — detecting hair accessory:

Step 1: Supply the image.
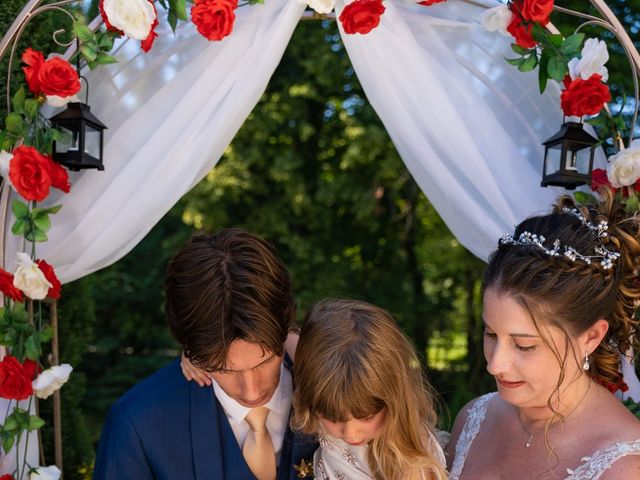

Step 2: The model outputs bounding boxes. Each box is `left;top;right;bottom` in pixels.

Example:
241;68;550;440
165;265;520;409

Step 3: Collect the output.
498;208;620;270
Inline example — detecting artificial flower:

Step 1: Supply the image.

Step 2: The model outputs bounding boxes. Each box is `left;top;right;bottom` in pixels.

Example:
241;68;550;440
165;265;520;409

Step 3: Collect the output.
0;150;12;180
0;356;36;400
35;260;61;300
417;0;446;5
0;475;15;480
140;3;159;53
0;269;24;302
339;0;386;35
506;14;536;49
28;466;61;480
191;0;239;41
298;0;336;14
515;0;553;25
560;73;611;117
568;38;609;82
590;168;615;193
21;48;45;95
13;252;53;301
100;0;157;40
32;364;72;400
607;140;640;188
8;146;69;202
481;4;512;35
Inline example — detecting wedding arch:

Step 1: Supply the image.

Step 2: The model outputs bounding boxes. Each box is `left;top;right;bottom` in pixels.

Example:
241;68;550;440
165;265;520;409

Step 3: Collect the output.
0;0;638;477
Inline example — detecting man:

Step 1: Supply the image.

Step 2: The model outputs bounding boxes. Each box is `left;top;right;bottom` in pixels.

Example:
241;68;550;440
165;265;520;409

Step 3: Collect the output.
94;229;317;479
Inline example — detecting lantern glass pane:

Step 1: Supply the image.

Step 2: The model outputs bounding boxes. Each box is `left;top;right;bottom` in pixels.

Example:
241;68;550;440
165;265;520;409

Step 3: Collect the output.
545;147;562;176
573;147;592;175
84;126;101;159
55;127;79;154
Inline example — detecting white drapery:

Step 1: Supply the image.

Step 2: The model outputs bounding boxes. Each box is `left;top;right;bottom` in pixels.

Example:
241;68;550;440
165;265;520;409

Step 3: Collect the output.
336;0;606;261
3;0;307;282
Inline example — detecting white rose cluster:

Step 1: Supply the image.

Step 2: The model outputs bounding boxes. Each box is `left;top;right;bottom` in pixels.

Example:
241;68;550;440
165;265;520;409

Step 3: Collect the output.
298;0;336;14
568;38;609;82
32;364;73;400
101;0;157;40
29;466;61;480
607;140;640;188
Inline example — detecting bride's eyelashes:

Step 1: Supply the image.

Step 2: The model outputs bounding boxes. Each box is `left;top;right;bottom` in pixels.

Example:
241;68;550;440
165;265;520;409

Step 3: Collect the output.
484;329;538;352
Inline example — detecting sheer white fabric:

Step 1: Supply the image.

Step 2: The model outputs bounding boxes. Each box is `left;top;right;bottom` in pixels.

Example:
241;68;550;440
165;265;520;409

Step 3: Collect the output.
450;392;640;480
336;0;606;261
2;0;306;283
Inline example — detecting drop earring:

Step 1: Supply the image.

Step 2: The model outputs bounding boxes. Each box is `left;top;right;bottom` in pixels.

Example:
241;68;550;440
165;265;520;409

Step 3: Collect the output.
583;352;590;371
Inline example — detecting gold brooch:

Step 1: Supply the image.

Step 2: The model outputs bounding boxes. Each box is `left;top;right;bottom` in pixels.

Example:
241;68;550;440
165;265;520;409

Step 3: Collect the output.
293;458;313;478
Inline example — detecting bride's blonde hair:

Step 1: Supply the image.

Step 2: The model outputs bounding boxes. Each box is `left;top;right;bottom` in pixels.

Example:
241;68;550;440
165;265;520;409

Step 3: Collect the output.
291;299;447;480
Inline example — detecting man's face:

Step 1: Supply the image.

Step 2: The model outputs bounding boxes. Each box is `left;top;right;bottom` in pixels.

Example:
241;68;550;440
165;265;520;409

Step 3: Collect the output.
210;339;283;408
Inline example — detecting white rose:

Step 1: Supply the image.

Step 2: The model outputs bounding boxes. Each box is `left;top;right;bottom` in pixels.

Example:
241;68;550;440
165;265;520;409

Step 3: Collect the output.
0;150;12;179
102;0;156;40
298;0;336;14
46;94;79;108
481;5;512;35
29;466;61;480
32;364;73;399
13;253;52;301
569;38;609;82
607;140;640;187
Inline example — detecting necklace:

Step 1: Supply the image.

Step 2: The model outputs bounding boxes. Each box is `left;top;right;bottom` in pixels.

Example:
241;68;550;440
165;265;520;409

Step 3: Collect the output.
515;379;592;449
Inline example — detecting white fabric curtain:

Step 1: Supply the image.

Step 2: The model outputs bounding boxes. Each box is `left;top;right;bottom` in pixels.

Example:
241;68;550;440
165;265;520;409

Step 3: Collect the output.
336;0;606;261
3;0;306;283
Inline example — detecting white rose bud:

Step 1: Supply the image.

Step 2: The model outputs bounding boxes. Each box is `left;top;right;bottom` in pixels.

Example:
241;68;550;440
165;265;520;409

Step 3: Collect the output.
102;0;156;40
32;364;73;399
29;466;61;480
0;150;12;179
13;252;52;300
298;0;336;14
46;94;79;108
569;38;609;82
607;140;640;188
481;5;512;35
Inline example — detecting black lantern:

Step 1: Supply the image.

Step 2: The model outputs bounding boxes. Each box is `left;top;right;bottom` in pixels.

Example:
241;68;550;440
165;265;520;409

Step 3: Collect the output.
541;121;598;190
50;102;107;171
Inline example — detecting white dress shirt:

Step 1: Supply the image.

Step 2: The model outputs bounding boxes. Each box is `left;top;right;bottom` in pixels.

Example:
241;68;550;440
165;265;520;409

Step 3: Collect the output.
212;363;292;461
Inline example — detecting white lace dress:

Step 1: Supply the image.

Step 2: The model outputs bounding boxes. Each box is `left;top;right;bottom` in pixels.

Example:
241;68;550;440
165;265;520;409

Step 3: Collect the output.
450;392;640;480
313;431;446;480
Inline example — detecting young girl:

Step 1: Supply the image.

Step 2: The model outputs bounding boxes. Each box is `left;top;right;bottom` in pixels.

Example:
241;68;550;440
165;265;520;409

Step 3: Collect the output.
291;299;446;480
182;298;447;479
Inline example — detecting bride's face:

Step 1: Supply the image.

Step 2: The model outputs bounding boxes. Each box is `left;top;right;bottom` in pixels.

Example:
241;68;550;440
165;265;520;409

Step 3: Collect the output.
482;288;583;409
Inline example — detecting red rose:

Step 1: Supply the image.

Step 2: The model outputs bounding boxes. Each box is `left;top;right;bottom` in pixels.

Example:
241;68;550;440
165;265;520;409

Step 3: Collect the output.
9;146;70;202
0;269;24;302
418;0;446;5
50;161;71;194
0;356;34;400
340;0;386;35
591;169;615;193
561;74;611;117
0;474;15;480
37;57;81;99
21;48;45;95
36;260;61;299
513;0;553;25
506;14;536;48
191;0;238;41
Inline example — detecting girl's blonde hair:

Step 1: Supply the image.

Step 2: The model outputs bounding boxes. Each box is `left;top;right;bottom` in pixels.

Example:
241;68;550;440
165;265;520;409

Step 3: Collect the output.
291;299;447;480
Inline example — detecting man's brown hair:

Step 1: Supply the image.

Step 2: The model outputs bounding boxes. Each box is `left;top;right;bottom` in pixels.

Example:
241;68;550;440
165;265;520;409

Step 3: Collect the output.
165;228;296;371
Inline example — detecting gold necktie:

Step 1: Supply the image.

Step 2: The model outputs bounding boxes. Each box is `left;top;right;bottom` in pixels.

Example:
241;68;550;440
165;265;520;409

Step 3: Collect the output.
243;406;276;480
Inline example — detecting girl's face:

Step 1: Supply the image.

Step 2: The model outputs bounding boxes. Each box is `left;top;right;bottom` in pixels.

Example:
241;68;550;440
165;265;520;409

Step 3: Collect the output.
482;288;583;409
318;409;386;446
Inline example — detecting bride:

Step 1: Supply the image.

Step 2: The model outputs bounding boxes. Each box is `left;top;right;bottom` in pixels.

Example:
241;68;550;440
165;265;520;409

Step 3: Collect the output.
446;193;640;479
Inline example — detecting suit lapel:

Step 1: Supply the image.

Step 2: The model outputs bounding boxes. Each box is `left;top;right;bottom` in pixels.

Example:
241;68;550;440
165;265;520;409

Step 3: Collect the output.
190;382;225;480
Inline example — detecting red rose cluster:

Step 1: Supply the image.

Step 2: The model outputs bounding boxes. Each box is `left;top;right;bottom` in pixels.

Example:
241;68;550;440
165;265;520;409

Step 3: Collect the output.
507;0;554;49
21;48;80;100
0;261;61;303
560;74;611;118
340;0;386;35
8;146;70;202
191;0;238;41
0;356;38;401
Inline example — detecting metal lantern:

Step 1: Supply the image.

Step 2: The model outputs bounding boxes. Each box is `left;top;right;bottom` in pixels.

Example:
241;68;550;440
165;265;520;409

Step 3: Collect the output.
541;121;598;190
50;102;107;171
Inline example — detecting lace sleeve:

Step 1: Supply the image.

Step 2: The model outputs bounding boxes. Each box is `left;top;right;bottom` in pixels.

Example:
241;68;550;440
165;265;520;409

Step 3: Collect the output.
566;440;640;480
449;393;496;480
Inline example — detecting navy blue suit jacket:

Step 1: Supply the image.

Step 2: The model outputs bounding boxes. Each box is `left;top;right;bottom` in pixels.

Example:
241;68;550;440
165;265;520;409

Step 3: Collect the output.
93;359;317;479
